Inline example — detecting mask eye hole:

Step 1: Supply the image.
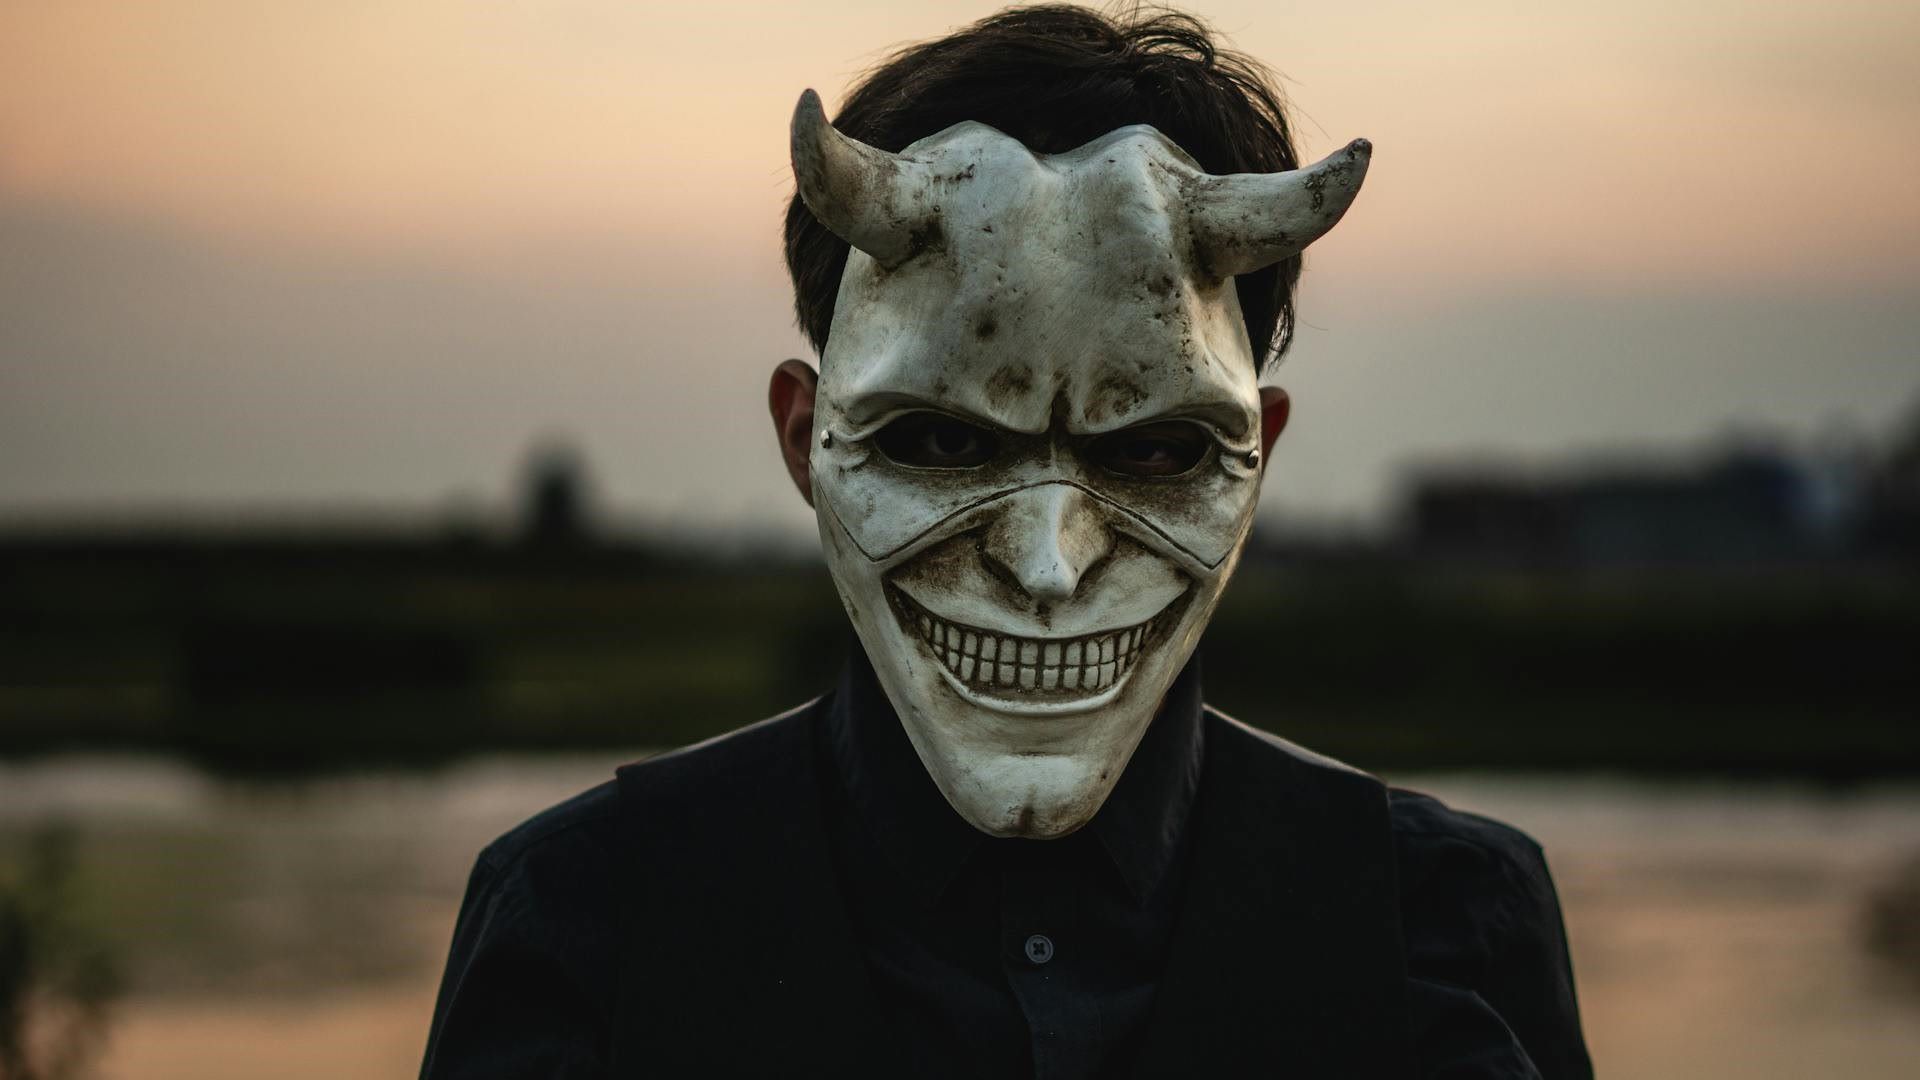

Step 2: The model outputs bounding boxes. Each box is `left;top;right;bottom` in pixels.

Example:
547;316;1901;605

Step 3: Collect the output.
873;412;1001;469
1088;421;1212;478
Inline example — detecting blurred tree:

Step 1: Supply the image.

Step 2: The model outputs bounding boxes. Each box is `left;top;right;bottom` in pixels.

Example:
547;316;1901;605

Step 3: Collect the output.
0;827;120;1080
520;440;595;548
1865;853;1920;999
1863;399;1920;556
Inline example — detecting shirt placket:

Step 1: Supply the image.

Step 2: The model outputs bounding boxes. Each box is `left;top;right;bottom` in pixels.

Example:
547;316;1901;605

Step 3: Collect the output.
1000;845;1086;1080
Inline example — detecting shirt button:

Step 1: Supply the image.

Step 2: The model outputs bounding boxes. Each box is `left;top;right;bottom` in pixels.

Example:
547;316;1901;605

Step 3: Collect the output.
1023;933;1055;965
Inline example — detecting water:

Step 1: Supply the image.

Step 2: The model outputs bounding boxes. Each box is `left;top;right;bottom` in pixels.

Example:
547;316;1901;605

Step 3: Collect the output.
2;755;1917;1078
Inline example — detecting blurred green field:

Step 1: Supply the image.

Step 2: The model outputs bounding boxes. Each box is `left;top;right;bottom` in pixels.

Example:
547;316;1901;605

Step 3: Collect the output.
2;535;1914;776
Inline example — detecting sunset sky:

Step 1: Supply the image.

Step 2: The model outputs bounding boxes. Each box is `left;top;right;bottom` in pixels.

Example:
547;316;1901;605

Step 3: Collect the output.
4;0;1916;535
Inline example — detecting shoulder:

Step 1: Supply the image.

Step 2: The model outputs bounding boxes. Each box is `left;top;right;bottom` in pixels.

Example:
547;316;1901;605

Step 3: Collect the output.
461;695;827;937
613;696;820;805
1388;788;1593;1079
476;696;824;884
1201;705;1385;804
1199;709;1554;908
1197;706;1550;886
474;778;622;881
1389;787;1547;877
1385;788;1560;978
1204;704;1373;775
447;778;627;1003
436;717;816;1080
441;699;828;992
1388;786;1560;964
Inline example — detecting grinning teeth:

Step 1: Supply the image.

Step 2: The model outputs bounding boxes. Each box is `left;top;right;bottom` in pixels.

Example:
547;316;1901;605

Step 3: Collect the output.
893;588;1157;697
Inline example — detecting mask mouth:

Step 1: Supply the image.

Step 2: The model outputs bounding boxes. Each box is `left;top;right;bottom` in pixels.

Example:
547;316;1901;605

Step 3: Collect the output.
887;584;1179;715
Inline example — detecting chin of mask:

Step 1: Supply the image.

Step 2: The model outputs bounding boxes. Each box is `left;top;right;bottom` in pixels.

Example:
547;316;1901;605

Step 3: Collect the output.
790;89;1370;838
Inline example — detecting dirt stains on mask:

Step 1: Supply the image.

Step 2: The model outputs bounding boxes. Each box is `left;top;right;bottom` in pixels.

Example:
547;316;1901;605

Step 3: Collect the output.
790;88;1371;838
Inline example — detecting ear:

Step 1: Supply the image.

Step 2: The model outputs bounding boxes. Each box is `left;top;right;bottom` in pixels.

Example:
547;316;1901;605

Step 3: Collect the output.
768;358;819;506
1259;385;1291;459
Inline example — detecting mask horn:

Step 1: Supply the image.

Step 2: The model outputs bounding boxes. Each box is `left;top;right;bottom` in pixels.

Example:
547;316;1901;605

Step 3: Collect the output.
1189;139;1373;279
790;89;938;270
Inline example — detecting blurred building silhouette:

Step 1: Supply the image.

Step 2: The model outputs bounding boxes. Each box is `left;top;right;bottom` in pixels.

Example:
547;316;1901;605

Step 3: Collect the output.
1406;447;1817;567
1404;405;1920;568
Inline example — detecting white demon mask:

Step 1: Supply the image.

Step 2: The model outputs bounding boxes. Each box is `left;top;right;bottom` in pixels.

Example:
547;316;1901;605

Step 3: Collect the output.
790;90;1369;838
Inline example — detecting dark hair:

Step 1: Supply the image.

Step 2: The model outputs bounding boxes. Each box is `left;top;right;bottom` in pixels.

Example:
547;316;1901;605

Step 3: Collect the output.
783;3;1304;371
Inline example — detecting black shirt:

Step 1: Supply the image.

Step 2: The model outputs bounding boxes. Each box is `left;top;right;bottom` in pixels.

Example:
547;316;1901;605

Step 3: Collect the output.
821;651;1205;1079
421;659;1593;1079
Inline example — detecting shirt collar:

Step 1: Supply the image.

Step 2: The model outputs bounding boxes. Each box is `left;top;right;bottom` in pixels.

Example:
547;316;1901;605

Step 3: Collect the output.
825;646;1206;906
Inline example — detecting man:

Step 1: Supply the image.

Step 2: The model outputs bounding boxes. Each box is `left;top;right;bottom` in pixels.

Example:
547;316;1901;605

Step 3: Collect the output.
422;7;1591;1078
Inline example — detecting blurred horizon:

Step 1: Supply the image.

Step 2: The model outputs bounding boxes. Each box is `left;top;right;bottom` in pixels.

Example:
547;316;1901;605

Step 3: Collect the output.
5;0;1919;539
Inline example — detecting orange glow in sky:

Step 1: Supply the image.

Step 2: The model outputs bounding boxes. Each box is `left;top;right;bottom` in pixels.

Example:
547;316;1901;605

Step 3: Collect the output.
6;1;1916;286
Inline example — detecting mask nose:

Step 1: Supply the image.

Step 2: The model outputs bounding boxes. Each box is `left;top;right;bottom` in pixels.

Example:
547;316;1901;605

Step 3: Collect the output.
980;484;1115;604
